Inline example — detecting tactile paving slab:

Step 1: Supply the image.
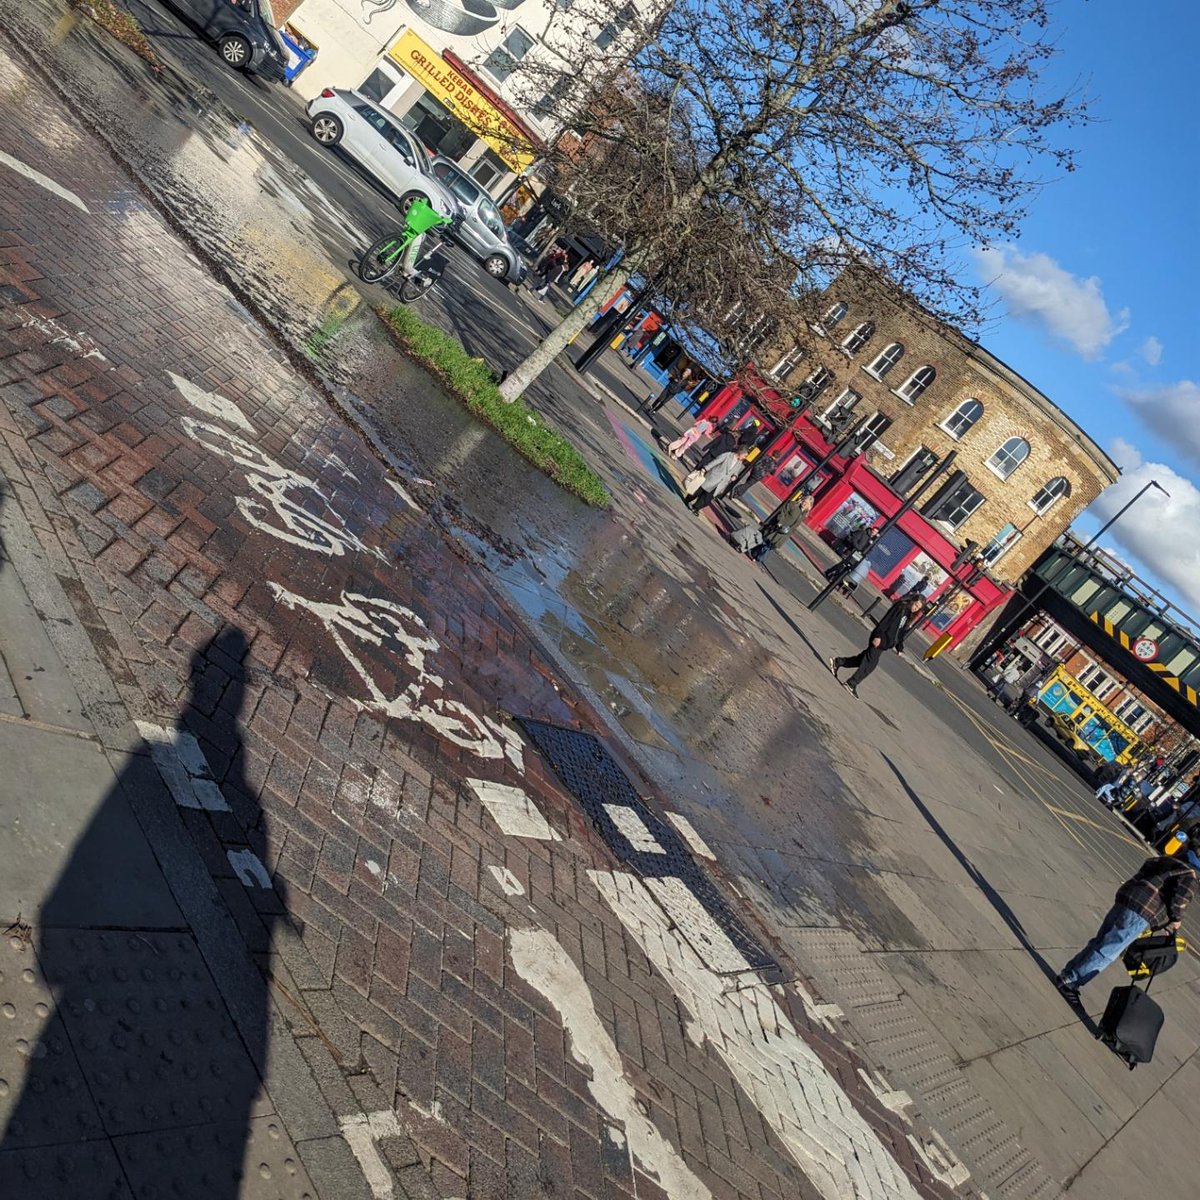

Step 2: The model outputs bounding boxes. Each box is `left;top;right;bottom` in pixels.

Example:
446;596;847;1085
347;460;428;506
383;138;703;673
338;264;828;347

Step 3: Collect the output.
516;718;777;972
113;1114;316;1200
0;932;105;1148
37;928;271;1137
0;1139;133;1200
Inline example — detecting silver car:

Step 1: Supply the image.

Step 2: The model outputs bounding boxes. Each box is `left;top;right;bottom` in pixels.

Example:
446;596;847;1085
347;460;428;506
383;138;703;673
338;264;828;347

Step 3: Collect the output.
305;88;456;221
429;157;525;285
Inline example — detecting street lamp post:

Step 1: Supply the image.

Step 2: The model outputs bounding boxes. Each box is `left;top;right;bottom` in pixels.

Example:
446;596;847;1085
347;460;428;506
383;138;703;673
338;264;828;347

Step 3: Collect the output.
969;478;1170;670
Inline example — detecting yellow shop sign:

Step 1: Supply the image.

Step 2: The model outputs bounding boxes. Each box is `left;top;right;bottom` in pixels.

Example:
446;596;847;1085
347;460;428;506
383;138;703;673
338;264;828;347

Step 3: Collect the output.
389;31;535;173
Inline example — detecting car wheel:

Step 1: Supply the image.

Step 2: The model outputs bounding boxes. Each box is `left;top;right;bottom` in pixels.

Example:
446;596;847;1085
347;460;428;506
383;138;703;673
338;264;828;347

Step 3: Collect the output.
310;114;343;146
398;191;425;218
219;35;252;71
484;254;509;279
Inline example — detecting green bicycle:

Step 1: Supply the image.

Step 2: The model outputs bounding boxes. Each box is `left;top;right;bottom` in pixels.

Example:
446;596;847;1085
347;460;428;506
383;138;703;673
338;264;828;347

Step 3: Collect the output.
359;197;454;302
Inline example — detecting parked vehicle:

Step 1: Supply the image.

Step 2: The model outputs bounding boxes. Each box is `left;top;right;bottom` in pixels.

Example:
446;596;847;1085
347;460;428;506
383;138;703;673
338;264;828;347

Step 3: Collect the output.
429;156;526;285
165;0;288;81
304;89;457;222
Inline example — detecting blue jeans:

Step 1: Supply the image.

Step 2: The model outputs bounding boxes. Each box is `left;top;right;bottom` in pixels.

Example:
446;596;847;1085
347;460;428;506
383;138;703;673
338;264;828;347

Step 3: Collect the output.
1059;904;1149;988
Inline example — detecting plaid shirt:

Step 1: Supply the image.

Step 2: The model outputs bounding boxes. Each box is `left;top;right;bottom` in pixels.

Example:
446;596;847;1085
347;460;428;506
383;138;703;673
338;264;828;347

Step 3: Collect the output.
1116;856;1199;927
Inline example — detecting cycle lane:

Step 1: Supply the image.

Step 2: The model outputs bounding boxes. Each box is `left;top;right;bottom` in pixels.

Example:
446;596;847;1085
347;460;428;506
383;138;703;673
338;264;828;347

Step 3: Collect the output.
0;42;968;1200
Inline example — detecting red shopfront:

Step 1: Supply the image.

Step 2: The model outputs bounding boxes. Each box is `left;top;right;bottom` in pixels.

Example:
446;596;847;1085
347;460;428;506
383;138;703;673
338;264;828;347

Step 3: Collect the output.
697;380;1010;650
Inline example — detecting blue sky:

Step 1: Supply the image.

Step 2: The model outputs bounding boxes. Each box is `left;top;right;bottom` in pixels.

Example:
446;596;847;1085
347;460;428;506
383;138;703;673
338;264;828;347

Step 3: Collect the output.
971;1;1200;614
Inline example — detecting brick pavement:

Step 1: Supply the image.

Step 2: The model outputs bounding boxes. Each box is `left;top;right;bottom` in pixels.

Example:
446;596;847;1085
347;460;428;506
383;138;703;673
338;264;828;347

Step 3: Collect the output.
0;42;971;1200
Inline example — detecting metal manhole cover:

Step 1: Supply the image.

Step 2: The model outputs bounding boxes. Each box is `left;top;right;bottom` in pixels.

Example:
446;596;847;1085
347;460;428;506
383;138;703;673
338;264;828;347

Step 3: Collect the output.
515;718;777;973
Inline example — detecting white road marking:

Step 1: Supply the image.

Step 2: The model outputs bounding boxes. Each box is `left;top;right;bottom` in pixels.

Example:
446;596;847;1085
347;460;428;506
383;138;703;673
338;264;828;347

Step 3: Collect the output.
0;150;89;212
642;876;750;974
182;416;385;561
665;812;716;860
509;927;714;1200
268;586;524;767
603;804;665;853
591;870;926;1200
136;722;230;812
469;779;560;840
227;848;272;889
487;864;526;895
170;372;256;432
21;314;107;361
386;476;422;512
339;1110;404;1200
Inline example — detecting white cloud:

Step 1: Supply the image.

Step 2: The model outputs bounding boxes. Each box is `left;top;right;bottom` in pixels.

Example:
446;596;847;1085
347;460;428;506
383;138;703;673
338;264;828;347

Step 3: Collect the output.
1139;336;1164;366
1117;379;1200;468
975;245;1130;359
1088;444;1200;611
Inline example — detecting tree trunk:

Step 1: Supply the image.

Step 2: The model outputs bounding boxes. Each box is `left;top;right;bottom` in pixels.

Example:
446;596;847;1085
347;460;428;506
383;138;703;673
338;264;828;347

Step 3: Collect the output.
497;260;635;403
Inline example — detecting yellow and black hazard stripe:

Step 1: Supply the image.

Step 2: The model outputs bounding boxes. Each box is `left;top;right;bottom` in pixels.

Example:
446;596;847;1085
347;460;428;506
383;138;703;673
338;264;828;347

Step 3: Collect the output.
1090;611;1200;707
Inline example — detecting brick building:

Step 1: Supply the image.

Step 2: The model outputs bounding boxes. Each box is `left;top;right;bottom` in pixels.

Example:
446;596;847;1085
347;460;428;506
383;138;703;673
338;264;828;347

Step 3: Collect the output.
766;271;1120;583
693;271;1118;651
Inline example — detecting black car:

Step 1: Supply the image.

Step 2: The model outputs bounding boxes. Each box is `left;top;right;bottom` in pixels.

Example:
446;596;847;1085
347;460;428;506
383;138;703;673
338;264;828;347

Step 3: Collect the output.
166;0;289;82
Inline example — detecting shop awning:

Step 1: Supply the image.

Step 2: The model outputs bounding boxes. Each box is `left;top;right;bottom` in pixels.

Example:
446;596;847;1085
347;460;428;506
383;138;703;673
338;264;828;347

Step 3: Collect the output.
388;32;541;174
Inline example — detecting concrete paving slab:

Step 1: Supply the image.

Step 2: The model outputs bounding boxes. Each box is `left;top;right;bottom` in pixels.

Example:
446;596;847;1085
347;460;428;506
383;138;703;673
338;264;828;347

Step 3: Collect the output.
0;725;182;928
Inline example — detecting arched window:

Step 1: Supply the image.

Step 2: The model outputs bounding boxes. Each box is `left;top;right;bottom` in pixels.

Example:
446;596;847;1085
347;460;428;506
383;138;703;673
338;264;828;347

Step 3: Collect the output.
941;399;983;440
896;365;936;404
866;342;904;379
1029;476;1071;515
841;321;874;356
822;301;848;328
986;436;1030;480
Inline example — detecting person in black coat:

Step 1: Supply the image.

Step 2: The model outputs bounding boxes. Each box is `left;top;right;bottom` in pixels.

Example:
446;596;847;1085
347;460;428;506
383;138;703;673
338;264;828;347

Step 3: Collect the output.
698;427;741;467
828;595;923;696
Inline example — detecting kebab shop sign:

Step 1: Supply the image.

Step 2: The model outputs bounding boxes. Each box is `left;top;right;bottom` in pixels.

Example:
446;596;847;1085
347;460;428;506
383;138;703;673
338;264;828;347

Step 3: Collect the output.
388;31;532;172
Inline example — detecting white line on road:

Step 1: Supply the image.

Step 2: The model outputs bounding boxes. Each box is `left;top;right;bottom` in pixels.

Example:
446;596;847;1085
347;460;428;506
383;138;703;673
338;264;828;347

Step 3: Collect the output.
0;150;89;212
468;778;561;840
136;721;231;811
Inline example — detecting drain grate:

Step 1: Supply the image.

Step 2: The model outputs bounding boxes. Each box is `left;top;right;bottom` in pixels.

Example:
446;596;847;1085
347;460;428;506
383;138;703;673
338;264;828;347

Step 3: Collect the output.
516;718;776;973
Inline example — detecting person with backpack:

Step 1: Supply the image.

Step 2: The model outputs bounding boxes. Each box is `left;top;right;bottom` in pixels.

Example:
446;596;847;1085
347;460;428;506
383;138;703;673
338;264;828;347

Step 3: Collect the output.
1055;855;1198;1005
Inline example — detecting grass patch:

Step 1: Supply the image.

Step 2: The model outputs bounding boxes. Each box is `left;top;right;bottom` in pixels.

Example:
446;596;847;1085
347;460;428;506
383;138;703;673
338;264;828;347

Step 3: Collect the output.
72;1;162;71
379;305;609;508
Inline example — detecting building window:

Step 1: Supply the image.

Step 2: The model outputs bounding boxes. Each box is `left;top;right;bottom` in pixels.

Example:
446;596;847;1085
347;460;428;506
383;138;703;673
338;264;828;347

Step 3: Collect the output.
484;27;536;83
803;366;834;400
594;4;635;50
855;411;892;451
891;447;939;495
533;77;574;121
895;365;936;405
821;387;861;422
924;472;985;529
1079;662;1117;700
986;436;1031;481
1029;476;1070;516
981;522;1022;565
1035;624;1069;655
822;301;848;328
1116;697;1145;723
1134;712;1155;735
941;398;983;440
841;321;874;356
769;343;805;379
865;342;904;379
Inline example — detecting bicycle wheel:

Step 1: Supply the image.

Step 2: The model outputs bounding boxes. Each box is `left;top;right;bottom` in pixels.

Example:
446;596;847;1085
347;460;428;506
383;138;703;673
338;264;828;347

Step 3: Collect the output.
398;274;436;304
359;233;409;284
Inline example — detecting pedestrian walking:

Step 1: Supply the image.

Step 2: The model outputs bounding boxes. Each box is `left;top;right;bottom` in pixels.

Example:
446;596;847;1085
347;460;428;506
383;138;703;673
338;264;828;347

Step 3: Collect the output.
569;258;597;292
1055;855;1198;1004
729;451;778;501
685;450;748;515
1095;762;1129;808
648;366;696;414
667;417;714;460
749;492;812;563
697;425;741;468
533;246;569;298
828;594;922;697
824;525;879;584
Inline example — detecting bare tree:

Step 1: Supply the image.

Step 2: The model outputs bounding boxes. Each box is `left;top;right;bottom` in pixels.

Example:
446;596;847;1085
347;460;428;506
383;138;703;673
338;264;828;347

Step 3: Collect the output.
489;0;1085;403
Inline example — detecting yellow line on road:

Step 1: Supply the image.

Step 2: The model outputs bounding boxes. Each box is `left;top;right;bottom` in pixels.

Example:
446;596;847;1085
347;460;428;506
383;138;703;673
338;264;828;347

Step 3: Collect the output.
1044;804;1143;845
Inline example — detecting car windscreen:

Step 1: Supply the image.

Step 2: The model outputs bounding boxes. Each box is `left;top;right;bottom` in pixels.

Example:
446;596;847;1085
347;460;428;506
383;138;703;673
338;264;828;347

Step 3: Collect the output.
433;164;481;207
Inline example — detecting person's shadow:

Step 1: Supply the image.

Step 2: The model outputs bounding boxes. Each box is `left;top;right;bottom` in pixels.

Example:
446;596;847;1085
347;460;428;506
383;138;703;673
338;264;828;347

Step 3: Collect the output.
0;627;285;1197
881;752;1099;1035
